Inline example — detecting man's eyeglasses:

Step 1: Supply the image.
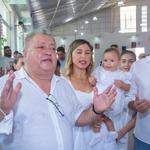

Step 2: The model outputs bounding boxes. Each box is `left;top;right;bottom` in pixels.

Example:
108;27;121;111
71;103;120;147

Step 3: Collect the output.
46;94;64;117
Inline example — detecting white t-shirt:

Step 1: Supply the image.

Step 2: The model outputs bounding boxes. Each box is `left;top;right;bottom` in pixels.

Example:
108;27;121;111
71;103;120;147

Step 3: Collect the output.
0;68;83;150
131;56;150;144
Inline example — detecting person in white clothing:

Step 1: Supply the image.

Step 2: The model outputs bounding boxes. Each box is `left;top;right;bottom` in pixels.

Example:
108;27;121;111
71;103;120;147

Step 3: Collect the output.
64;39;118;150
129;55;150;150
91;48;131;150
117;50;137;150
0;32;117;150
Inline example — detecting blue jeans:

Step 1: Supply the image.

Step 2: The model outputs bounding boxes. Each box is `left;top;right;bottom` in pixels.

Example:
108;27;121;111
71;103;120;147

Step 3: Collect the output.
134;136;150;150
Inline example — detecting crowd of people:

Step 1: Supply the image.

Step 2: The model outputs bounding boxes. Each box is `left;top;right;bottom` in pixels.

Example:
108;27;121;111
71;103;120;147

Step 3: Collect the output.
0;31;149;150
0;47;24;77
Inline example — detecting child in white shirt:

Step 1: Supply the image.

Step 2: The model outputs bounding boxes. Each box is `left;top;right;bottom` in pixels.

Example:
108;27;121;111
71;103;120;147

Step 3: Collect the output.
91;48;131;149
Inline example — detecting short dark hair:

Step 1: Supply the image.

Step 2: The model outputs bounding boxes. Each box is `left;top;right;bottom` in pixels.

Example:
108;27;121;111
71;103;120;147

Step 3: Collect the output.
4;46;10;50
57;46;65;53
13;51;19;55
110;44;119;49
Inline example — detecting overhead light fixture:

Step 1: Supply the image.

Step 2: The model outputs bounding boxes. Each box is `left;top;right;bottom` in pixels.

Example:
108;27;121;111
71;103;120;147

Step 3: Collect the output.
85;20;89;24
80;32;84;36
96;3;103;10
93;16;98;21
94;37;100;42
60;38;66;44
74;29;78;33
65;17;73;23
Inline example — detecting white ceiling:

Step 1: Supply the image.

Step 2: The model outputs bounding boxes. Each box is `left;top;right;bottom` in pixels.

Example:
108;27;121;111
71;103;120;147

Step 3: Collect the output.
7;0;121;30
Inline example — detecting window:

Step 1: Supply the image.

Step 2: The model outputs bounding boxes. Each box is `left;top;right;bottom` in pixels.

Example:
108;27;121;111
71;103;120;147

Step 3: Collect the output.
0;1;9;37
120;6;136;33
141;6;147;32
